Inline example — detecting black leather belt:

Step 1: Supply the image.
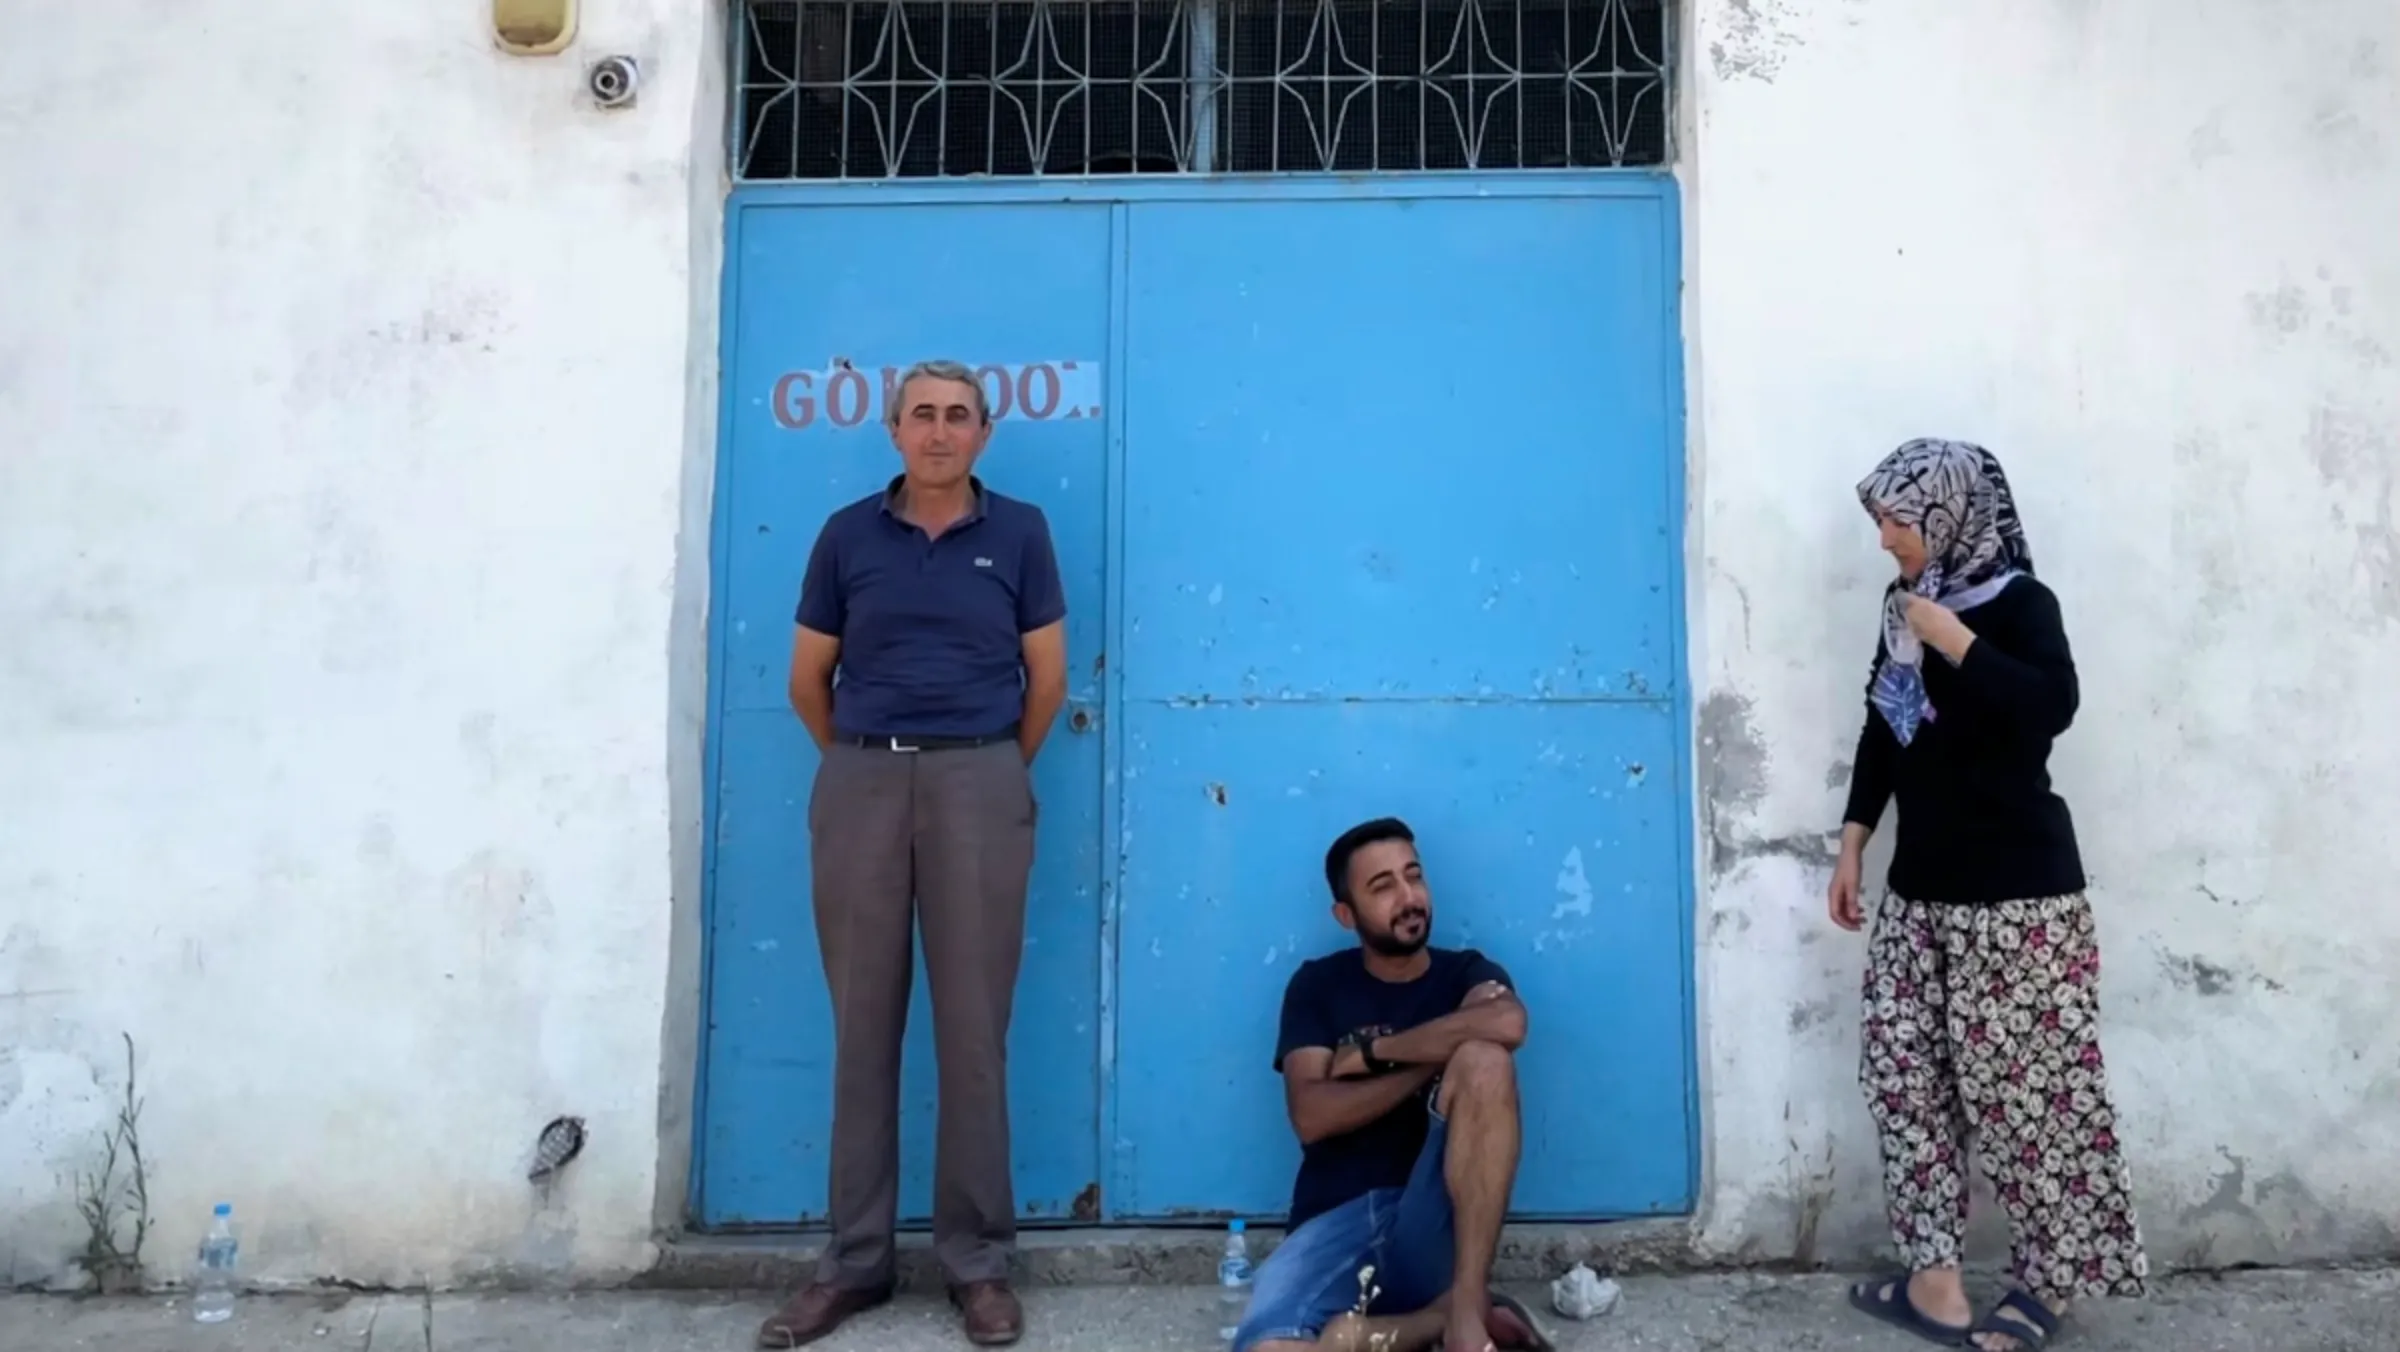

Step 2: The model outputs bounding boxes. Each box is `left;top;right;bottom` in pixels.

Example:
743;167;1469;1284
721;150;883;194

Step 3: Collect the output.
851;727;1018;753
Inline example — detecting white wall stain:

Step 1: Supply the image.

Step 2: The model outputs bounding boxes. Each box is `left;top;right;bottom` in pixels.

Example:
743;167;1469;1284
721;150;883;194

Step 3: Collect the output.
1551;847;1594;920
1706;0;1806;84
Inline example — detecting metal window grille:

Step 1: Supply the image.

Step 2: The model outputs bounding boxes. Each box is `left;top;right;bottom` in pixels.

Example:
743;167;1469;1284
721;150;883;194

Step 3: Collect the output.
733;0;1671;179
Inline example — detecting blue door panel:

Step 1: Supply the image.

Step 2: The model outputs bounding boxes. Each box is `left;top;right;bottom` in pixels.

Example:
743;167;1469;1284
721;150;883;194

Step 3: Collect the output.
1112;701;1692;1218
700;203;1110;1226
1110;193;1693;1219
700;181;1692;1231
1117;197;1676;704
716;204;1114;716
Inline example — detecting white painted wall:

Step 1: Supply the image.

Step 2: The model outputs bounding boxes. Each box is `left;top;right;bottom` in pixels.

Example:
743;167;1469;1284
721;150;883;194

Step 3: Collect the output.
0;2;722;1287
2;0;2392;1290
1689;0;2400;1268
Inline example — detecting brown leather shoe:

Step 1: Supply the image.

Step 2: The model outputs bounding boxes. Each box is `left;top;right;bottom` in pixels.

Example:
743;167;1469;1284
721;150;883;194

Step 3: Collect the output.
949;1280;1024;1346
755;1281;892;1349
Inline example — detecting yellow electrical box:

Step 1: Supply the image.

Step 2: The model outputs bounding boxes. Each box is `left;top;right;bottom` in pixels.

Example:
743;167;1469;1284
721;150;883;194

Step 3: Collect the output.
493;0;577;55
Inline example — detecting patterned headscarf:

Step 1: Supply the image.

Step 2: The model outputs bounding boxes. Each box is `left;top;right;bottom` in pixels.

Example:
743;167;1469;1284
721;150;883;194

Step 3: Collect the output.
1857;439;2034;745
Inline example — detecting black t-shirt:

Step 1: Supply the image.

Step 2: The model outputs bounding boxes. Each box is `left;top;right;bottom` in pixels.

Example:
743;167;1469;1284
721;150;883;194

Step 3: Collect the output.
1842;574;2088;903
1272;946;1513;1230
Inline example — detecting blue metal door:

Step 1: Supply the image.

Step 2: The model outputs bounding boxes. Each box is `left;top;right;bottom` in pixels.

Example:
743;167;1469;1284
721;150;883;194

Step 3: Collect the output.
700;178;1690;1229
1108;188;1694;1219
698;202;1113;1226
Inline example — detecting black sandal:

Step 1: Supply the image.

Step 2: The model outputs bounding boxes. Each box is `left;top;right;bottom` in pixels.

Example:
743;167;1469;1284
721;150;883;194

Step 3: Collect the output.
1968;1290;2063;1349
1847;1274;1970;1346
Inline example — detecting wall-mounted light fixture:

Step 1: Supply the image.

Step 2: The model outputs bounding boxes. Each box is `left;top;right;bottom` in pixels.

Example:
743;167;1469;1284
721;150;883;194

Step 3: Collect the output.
492;0;577;56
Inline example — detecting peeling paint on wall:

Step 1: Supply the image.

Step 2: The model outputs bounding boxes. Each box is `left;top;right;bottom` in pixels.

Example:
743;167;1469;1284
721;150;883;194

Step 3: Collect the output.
2155;1148;2400;1270
1698;689;1769;818
1707;0;1807;84
2304;401;2400;622
2245;283;2311;337
2157;949;2285;998
1698;689;1840;880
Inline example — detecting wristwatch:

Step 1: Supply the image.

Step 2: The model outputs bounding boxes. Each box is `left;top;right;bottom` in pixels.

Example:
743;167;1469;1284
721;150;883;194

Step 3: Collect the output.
1362;1037;1399;1076
1342;1026;1399;1076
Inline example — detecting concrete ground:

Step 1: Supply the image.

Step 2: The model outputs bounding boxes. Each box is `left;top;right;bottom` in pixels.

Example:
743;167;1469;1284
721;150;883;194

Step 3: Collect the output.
3;1271;2395;1351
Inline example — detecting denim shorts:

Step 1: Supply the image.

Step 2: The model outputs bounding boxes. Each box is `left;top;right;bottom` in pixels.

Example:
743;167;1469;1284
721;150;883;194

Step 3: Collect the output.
1231;1111;1453;1351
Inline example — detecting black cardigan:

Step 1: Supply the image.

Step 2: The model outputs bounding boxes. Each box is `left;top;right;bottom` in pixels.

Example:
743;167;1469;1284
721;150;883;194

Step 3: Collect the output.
1842;575;2089;904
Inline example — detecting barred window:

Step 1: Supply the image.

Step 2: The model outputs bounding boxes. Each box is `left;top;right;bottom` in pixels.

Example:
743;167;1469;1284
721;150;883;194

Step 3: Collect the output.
732;0;1672;179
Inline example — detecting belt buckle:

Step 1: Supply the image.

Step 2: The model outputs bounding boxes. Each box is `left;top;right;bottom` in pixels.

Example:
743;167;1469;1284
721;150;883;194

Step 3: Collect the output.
887;736;918;754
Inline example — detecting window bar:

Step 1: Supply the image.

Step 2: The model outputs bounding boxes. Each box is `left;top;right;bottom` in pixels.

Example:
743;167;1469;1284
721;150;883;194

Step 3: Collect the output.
1514;0;1525;169
1651;0;1674;165
729;4;748;175
1372;0;1392;171
1415;0;1428;173
1563;0;1578;167
1274;0;1291;171
836;3;854;175
727;0;1670;181
1084;1;1097;174
936;1;953;175
984;0;1000;174
1317;0;1332;172
766;1;796;181
1187;0;1220;173
1031;1;1049;172
1130;1;1146;171
882;3;900;175
1466;2;1484;168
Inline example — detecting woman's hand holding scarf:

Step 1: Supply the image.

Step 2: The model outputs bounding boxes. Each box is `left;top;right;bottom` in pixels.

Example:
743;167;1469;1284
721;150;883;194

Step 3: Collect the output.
1900;594;1977;666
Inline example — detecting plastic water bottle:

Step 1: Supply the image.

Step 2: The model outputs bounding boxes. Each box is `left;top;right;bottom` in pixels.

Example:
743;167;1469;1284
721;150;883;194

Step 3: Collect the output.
192;1203;238;1323
1216;1218;1254;1343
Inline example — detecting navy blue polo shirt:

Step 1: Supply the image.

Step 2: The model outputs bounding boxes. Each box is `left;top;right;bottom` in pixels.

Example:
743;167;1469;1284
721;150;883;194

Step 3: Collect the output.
795;477;1066;739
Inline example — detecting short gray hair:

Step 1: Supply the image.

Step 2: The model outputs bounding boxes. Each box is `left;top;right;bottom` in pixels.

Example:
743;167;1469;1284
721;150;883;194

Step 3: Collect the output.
887;358;990;426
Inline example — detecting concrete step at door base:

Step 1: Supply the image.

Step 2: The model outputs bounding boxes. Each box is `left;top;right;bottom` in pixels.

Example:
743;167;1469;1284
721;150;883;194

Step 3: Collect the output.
643;1221;1702;1293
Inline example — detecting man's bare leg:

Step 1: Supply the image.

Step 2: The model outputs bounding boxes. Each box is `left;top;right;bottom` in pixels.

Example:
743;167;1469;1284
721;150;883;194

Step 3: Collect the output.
1316;1307;1448;1352
1246;1305;1448;1352
1256;1299;1530;1352
1435;1040;1520;1352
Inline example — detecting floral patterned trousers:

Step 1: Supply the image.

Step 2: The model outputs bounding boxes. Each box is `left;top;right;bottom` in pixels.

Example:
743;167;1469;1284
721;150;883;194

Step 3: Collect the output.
1860;892;2150;1301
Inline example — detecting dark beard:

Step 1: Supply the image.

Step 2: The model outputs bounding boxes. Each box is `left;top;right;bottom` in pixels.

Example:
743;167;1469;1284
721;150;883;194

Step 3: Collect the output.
1361;917;1429;957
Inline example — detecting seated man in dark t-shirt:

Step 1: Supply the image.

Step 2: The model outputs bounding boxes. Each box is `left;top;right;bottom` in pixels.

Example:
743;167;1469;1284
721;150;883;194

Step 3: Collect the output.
1232;817;1552;1352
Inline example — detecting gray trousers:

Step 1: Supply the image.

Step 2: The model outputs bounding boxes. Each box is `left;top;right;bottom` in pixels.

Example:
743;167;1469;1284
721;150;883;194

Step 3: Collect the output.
808;738;1036;1289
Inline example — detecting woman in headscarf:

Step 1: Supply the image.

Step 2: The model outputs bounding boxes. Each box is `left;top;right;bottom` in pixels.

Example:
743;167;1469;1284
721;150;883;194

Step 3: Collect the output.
1828;439;2148;1351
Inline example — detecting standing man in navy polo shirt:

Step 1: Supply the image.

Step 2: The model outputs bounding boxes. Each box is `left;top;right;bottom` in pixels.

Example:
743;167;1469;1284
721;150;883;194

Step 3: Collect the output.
758;359;1067;1350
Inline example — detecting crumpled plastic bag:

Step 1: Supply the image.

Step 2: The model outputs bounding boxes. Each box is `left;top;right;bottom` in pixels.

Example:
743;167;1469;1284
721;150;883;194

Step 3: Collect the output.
1548;1262;1622;1320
